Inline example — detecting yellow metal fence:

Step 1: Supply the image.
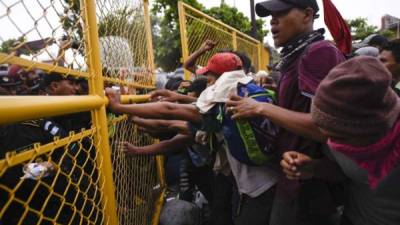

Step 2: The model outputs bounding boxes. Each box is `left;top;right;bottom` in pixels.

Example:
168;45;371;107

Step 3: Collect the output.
0;0;164;225
178;1;271;79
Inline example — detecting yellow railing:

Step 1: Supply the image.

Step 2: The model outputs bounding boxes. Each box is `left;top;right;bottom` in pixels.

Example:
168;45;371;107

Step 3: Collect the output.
0;0;164;224
178;1;271;79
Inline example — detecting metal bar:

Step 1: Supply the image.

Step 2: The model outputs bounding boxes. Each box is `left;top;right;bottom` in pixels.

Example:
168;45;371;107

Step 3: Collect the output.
0;94;151;125
0;95;104;125
250;0;257;39
232;31;238;50
0;53;90;79
180;2;260;44
185;14;234;37
258;42;262;71
120;94;150;104
104;77;156;89
151;155;166;225
83;0;119;224
143;0;156;86
0;128;96;175
178;1;191;80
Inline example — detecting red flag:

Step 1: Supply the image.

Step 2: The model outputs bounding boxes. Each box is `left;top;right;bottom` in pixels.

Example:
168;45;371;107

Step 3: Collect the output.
323;0;352;54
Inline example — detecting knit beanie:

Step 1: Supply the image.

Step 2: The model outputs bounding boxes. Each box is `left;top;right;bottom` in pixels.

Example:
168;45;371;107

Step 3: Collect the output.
311;56;400;138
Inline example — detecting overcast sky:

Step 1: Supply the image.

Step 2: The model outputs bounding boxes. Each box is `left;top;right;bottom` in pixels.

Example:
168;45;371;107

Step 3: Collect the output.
197;0;400;45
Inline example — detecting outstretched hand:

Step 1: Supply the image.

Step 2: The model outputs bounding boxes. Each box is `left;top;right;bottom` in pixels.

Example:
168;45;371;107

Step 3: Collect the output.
105;88;122;112
280;151;314;180
149;89;181;102
123;142;143;155
226;94;264;120
201;40;217;52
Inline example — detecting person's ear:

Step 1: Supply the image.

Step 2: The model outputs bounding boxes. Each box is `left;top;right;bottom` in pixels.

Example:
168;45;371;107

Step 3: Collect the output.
49;81;59;92
303;7;315;23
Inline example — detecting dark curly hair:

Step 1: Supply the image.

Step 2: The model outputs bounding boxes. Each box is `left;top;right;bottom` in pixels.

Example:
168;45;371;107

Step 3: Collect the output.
382;39;400;63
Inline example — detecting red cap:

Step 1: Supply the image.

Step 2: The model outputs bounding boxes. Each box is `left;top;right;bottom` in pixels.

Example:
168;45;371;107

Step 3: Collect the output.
196;53;243;76
7;64;24;79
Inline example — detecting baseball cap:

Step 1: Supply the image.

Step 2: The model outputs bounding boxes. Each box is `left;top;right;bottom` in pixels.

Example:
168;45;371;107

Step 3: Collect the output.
353;34;388;49
196;52;243;76
256;0;319;17
0;71;22;87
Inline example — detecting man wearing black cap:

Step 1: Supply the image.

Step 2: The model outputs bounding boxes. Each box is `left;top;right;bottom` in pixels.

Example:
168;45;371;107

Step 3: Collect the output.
227;0;346;224
0;70;22;95
41;72;79;96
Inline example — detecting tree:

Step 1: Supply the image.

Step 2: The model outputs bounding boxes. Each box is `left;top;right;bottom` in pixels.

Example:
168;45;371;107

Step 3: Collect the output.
205;3;268;42
347;17;397;42
347;17;378;41
151;0;204;72
0;37;25;54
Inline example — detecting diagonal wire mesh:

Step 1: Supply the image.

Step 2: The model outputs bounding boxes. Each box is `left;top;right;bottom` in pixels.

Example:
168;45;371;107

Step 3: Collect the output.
0;0;161;224
237;34;260;72
0;0;88;75
180;2;262;72
109;116;159;225
0;127;105;225
96;0;154;89
185;13;234;67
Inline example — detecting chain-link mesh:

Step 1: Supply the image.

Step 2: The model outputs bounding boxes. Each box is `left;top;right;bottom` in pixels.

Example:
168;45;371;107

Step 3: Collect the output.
0;0;161;224
96;0;154;89
0;127;105;224
0;0;88;75
236;34;260;72
109;116;159;225
185;13;234;67
180;2;262;72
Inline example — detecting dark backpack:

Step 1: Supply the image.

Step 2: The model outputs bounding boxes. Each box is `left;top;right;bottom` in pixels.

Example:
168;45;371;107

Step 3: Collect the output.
204;82;279;166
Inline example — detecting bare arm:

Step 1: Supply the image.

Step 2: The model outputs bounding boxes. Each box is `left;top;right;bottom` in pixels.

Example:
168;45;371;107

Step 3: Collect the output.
150;89;197;103
123;134;193;155
183;40;217;74
115;101;201;123
131;117;190;134
106;88;201;123
258;104;326;143
226;95;326;143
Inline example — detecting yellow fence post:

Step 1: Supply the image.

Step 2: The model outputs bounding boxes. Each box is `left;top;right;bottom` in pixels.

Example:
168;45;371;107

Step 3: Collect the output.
232;31;238;51
83;0;119;224
145;3;166;223
258;42;263;71
151;155;166;225
178;1;191;80
144;0;156;86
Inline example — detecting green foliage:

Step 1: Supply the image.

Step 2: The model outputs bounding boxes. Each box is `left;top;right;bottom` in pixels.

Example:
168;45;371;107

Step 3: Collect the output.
61;0;82;45
347;17;398;42
151;0;205;72
205;3;268;42
380;29;397;40
0;36;25;54
97;7;143;37
347;17;378;41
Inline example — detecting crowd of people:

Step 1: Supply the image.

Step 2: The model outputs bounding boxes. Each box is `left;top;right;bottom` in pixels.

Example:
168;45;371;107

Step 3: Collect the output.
105;0;400;224
1;0;400;224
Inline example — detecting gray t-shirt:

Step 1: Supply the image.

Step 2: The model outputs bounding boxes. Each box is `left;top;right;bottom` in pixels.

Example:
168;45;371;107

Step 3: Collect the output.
327;149;400;225
217;133;278;198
